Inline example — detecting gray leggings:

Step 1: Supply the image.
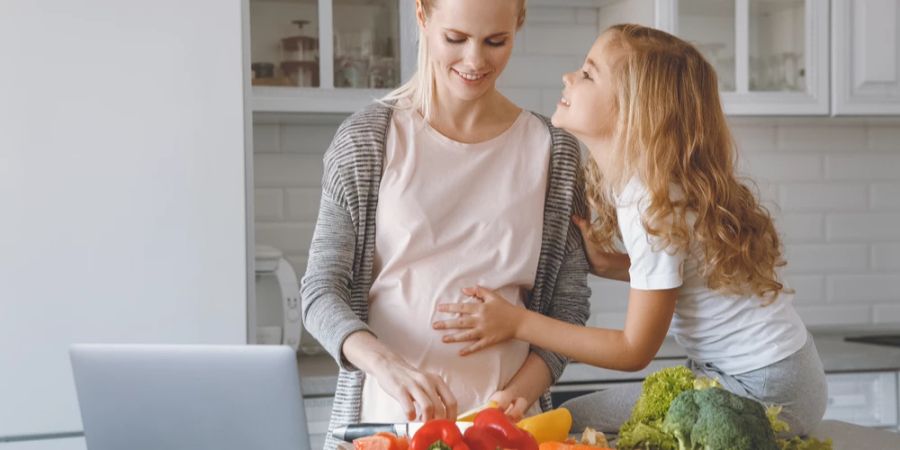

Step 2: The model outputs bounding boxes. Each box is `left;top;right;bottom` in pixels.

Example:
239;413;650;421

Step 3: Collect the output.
560;333;828;437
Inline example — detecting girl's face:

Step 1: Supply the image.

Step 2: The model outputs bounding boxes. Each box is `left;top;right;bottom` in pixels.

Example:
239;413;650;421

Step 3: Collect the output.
552;32;621;150
419;0;519;102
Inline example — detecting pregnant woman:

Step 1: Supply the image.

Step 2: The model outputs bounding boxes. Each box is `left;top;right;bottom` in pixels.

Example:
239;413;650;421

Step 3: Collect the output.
300;1;591;449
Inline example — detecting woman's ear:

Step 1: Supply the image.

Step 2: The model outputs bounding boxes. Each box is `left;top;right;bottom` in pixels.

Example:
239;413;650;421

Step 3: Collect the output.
415;0;427;29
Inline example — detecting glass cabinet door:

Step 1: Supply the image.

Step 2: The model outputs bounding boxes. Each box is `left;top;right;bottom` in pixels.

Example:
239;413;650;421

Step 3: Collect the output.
678;0;736;92
660;0;828;115
333;0;401;89
249;0;320;87
748;0;805;92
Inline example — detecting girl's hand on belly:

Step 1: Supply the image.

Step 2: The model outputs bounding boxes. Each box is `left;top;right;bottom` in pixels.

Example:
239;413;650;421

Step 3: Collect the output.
371;354;459;421
433;286;524;356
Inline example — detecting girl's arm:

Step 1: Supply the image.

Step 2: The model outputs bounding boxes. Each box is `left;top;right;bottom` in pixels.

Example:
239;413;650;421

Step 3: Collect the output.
572;215;631;282
517;287;676;370
488;352;553;420
435;285;676;371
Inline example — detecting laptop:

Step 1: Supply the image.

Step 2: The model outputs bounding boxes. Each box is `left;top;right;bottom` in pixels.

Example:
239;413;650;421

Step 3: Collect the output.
70;344;311;450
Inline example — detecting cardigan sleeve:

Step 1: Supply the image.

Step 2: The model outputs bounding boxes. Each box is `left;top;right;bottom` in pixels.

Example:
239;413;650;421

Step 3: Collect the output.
530;219;593;383
529;124;593;384
299;126;374;372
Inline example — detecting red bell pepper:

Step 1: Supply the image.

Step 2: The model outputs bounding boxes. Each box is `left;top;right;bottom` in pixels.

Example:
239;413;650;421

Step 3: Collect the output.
410;419;470;450
464;408;539;450
354;432;410;450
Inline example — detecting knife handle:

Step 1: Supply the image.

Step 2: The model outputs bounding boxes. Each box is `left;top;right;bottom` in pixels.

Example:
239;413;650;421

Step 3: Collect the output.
335;423;404;442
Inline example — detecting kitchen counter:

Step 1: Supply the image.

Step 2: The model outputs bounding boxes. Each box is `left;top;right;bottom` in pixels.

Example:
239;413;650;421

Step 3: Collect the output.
297;325;900;395
297;325;900;449
559;324;900;384
810;420;900;449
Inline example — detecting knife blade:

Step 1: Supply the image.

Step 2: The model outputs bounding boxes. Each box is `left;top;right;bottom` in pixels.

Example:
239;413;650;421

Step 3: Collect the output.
332;422;475;442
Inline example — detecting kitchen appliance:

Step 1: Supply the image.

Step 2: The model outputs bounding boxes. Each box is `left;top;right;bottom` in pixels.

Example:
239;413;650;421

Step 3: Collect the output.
255;244;320;352
70;344;311;450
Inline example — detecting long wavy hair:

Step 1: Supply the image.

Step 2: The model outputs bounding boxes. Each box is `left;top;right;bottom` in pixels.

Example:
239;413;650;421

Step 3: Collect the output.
586;24;787;302
380;0;527;120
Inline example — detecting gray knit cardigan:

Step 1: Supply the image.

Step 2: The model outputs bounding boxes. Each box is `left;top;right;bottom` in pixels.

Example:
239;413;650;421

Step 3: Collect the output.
300;102;591;450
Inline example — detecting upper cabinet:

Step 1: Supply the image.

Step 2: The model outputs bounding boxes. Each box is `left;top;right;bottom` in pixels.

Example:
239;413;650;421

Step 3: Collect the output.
246;0;900;116
249;0;417;113
656;0;830;115
832;0;900;115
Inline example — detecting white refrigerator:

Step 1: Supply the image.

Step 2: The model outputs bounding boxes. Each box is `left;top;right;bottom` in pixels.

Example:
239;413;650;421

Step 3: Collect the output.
0;1;251;448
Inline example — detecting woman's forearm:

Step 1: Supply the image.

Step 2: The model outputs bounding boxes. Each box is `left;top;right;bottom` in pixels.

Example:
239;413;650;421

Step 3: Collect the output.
342;330;398;374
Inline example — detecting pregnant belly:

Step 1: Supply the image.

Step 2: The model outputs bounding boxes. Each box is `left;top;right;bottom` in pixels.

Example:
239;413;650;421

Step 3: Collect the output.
362;295;530;421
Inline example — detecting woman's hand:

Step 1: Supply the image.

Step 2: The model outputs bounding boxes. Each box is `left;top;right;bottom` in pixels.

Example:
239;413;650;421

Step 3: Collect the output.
342;331;458;421
433;286;523;356
488;390;529;422
369;356;459;421
572;215;631;281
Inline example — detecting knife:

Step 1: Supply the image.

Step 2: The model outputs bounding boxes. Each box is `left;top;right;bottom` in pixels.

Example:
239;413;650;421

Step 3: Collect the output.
332;422;475;442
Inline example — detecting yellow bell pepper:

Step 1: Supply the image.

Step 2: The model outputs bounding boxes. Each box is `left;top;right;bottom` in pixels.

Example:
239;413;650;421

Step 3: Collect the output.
457;401;498;422
516;407;573;444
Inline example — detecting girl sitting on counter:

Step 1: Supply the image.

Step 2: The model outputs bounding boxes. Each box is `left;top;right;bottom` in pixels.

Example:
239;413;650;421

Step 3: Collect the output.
434;24;827;437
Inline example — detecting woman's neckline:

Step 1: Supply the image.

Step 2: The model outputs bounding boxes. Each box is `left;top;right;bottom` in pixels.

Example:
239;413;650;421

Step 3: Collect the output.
415;107;528;148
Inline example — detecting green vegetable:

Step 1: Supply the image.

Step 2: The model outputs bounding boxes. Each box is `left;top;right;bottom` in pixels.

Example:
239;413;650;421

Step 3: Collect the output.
615;366;833;450
766;405;833;450
615;422;677;450
662;387;779;450
775;436;834;450
692;377;721;391
766;405;790;434
616;366;696;450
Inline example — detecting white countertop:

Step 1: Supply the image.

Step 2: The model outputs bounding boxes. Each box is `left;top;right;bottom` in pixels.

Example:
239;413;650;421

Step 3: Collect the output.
297;324;900;396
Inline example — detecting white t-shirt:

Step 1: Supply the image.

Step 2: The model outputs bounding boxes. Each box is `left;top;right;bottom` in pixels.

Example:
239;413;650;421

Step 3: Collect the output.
616;178;808;375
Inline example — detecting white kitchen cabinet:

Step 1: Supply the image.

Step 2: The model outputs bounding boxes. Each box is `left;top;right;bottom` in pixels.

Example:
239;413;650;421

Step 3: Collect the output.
1;0;249;446
249;0;418;113
823;371;899;429
304;396;336;450
248;0;642;114
832;0;900;115
656;0;830;115
0;437;86;450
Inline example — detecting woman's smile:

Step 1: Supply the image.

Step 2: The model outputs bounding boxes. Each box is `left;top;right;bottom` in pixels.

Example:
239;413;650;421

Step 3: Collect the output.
452;68;492;84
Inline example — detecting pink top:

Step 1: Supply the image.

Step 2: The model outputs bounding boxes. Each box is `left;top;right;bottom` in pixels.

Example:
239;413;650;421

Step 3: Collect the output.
360;106;552;421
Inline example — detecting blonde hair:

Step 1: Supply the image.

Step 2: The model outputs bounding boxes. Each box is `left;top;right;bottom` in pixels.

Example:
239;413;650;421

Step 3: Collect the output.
586;24;787;302
380;0;527;120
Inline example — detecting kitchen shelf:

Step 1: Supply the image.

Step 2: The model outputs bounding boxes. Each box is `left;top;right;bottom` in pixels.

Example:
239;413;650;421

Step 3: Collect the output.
251;86;390;113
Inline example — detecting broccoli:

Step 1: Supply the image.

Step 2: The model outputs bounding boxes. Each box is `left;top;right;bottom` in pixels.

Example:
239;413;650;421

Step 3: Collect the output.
662;387;779;450
621;367;697;431
615;422;678;450
614;366;832;450
766;405;833;450
766;405;791;434
616;366;696;450
776;436;833;450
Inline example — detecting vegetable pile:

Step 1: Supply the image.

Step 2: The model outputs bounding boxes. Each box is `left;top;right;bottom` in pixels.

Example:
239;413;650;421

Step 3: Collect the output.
615;366;833;450
354;407;611;450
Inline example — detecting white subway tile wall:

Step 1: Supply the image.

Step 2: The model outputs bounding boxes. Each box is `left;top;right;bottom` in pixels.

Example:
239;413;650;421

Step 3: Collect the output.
253;6;900;328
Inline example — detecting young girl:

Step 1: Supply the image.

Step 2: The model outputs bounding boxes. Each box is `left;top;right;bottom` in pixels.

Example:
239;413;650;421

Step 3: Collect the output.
433;24;827;436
